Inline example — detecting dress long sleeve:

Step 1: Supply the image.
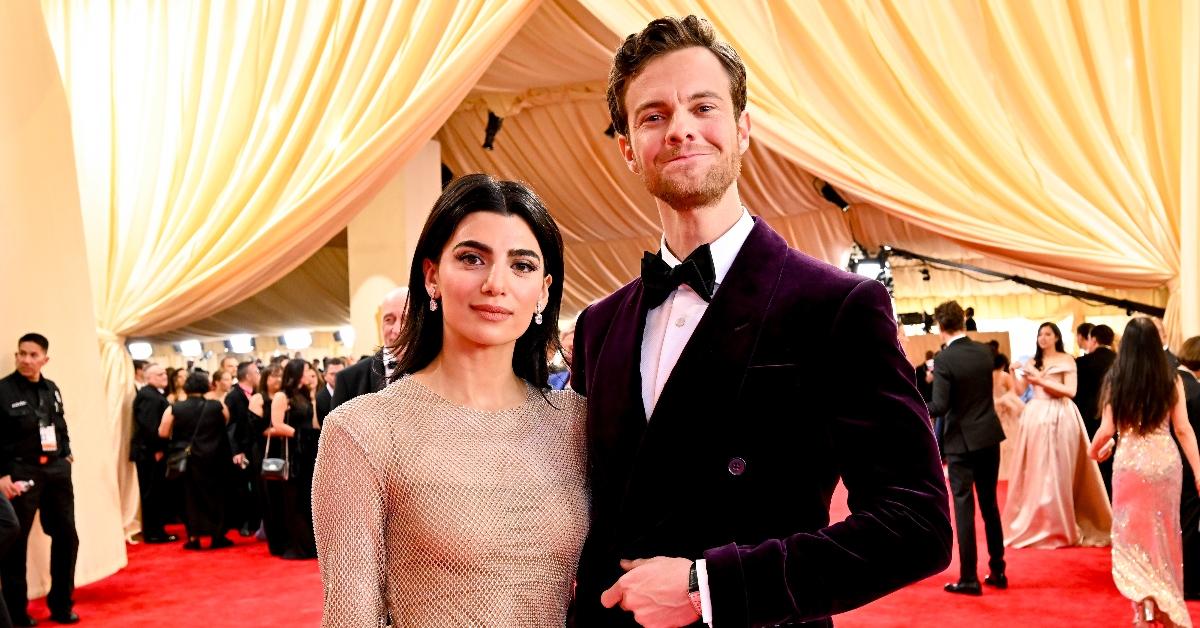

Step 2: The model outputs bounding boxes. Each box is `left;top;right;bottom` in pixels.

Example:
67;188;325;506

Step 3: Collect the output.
312;415;388;627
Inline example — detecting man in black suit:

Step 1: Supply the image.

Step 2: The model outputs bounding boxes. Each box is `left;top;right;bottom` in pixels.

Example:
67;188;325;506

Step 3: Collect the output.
332;288;408;410
225;361;259;537
927;300;1007;596
316;358;344;424
1076;324;1117;497
1176;336;1200;598
131;363;175;543
571;17;950;626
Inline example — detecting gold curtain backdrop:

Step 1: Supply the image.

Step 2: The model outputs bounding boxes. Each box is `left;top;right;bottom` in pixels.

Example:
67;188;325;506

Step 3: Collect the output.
39;0;540;537
580;0;1198;343
11;0;1194;590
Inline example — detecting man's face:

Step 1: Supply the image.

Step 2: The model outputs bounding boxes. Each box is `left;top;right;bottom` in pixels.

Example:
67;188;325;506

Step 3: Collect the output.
380;292;408;350
145;365;168;390
618;46;750;210
14;342;48;381
243;363;261;389
560;329;575;365
222;357;238;376
1085;336;1099;353
324;363;344;388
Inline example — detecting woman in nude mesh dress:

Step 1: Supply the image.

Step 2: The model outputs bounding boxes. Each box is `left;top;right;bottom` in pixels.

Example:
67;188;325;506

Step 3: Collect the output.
313;174;587;626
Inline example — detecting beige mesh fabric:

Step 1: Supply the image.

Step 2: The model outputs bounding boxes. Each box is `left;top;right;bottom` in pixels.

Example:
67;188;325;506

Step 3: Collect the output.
313;376;589;627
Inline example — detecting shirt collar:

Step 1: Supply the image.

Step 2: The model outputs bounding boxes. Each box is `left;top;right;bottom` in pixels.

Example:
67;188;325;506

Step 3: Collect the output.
238;382;253;396
947;333;968;345
659;208;755;288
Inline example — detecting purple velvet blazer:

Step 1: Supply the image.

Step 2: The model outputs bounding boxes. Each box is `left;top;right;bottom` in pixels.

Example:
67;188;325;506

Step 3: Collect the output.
570;218;951;627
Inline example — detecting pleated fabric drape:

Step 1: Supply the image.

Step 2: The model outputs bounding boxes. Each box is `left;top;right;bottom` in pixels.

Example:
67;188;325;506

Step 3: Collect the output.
580;0;1198;342
39;0;539;535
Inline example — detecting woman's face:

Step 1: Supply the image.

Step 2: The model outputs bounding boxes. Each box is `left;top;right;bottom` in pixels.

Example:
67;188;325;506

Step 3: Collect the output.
425;212;552;351
1037;325;1058;351
216;372;232;391
301;364;317;389
174;370;186;387
267;371;282;393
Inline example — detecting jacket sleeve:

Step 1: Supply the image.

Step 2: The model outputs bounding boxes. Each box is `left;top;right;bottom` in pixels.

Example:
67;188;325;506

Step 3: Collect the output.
331;366;355;410
55;384;72;459
570;306;590;396
704;279;952;627
925;354;951;418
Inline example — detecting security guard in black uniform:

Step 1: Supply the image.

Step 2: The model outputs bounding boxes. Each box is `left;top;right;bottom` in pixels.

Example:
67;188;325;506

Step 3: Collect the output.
0;333;79;626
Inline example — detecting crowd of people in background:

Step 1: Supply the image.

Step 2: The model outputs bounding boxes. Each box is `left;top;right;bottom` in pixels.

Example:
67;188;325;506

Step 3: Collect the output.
125;316;577;565
922;304;1200;626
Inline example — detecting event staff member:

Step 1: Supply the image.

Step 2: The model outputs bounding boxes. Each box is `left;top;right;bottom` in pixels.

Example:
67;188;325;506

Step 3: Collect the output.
0;333;80;625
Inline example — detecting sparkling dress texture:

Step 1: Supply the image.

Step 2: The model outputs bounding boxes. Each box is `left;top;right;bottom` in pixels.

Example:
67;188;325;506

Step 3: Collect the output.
1112;421;1191;627
1002;362;1112;548
312;376;588;627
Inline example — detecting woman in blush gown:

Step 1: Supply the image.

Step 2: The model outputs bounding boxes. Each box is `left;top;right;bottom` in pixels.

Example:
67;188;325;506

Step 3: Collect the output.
1002;322;1112;548
1090;318;1200;627
992;353;1025;481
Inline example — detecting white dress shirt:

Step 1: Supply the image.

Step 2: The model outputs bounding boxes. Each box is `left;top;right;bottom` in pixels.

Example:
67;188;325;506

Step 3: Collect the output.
639;207;754;625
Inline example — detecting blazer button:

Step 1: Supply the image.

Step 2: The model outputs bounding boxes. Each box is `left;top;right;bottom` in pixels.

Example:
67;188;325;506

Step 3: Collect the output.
727;457;746;476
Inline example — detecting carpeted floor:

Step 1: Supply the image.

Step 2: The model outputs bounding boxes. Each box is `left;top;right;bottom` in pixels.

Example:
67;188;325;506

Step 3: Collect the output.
19;480;1200;626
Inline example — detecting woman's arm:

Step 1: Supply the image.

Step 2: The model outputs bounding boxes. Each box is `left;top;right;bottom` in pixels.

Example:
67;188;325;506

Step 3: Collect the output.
271;392;297;437
1030;361;1077;399
312;418;388;626
1170;379;1200;490
220;401;230;424
1088;404;1117;461
157;407;174;439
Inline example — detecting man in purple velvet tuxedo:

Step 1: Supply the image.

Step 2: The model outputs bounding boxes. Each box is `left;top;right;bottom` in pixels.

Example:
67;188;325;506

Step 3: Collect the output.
569;16;952;628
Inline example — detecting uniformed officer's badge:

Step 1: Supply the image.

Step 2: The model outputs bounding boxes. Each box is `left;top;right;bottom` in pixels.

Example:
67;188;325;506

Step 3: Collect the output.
10;401;27;408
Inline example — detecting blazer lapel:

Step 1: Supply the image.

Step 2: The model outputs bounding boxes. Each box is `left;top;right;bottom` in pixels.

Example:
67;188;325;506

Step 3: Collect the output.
591;282;651;447
647;218;789;429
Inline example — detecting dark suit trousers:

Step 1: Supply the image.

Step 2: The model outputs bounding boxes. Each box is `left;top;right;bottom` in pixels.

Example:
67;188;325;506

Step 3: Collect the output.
1;460;78;618
0;494;18;628
135;455;170;537
946;445;1004;581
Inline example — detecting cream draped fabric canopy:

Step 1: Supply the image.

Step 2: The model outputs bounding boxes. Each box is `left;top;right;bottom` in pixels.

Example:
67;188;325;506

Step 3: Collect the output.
580;0;1197;343
40;0;541;541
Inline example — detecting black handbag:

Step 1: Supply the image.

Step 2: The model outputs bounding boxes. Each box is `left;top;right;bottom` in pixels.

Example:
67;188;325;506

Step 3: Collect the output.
165;400;204;480
261;434;289;481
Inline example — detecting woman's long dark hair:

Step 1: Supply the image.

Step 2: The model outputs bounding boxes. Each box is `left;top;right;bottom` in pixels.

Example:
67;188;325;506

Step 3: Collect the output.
390;174;565;388
281;358;311;407
1104;317;1177;436
258;363;282;397
1033;322;1065;370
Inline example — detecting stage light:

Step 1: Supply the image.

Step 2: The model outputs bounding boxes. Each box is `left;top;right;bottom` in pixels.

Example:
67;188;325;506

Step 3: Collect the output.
335;325;356;347
227;334;255;353
818;181;850;212
178;340;203;357
854;261;882;279
482;111;504;150
127;342;153;360
282;330;313;350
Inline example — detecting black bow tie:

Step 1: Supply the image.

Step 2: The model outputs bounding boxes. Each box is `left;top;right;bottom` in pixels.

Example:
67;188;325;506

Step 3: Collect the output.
641;244;716;309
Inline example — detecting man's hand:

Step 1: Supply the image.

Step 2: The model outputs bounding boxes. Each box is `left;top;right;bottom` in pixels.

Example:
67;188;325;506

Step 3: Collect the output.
232;453;247;467
0;475;19;499
600;556;698;627
154;451;164;462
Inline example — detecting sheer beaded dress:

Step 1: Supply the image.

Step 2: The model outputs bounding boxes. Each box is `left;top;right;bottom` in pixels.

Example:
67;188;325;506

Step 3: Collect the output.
312;376;589;627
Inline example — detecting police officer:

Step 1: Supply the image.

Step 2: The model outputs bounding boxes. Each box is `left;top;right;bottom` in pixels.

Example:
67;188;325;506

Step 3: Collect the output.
0;333;79;625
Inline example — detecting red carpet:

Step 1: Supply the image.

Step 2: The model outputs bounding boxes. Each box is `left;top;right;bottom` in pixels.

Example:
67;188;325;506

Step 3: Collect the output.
23;480;1200;626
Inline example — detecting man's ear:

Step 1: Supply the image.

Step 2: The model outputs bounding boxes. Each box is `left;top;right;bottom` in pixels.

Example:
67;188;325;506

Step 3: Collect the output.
737;109;751;154
618;134;640;175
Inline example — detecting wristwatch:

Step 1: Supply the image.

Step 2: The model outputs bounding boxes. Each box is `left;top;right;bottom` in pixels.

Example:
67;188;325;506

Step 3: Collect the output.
688;561;703;617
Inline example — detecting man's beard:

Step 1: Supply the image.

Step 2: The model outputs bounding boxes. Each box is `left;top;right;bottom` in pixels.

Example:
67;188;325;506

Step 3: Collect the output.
641;149;741;210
